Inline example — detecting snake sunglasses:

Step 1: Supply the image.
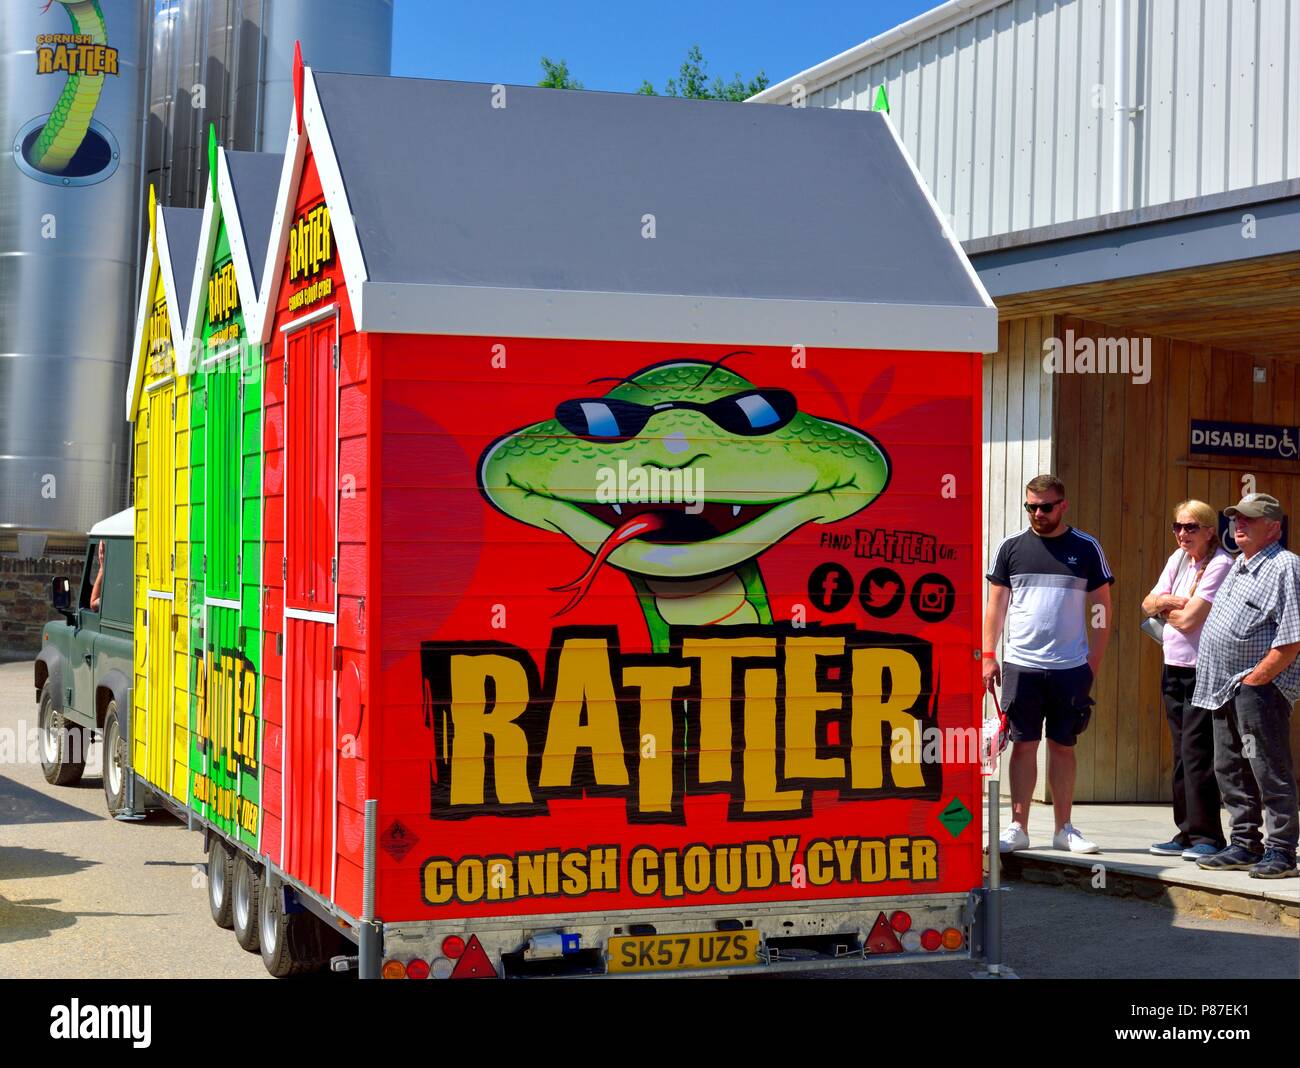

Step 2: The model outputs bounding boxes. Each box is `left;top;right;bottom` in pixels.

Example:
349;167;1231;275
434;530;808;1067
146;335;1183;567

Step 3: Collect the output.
555;388;799;442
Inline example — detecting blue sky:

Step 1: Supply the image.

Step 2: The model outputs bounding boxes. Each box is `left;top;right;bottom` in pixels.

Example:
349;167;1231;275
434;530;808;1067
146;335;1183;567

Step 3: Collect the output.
392;1;937;93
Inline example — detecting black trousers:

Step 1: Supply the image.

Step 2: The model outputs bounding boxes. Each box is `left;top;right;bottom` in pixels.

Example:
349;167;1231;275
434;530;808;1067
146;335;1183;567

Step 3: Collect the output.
1162;665;1225;848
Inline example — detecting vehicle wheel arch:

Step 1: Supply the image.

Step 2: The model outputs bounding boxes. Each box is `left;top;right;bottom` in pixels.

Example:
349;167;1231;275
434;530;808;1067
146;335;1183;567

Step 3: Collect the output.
96;670;131;734
34;648;64;710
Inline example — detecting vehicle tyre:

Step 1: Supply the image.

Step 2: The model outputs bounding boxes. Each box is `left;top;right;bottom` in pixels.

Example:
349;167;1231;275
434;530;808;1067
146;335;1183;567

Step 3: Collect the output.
258;874;339;977
232;853;261;952
38;680;85;786
208;839;235;929
102;701;129;815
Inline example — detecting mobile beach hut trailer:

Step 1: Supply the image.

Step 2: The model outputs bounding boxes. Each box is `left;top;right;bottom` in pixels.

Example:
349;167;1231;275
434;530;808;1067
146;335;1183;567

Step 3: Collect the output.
217;59;999;978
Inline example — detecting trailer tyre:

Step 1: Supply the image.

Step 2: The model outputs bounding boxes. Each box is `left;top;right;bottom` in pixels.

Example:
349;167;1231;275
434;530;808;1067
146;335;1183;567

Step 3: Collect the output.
38;681;85;786
208;839;235;929
102;702;128;816
258;875;338;978
232;854;261;953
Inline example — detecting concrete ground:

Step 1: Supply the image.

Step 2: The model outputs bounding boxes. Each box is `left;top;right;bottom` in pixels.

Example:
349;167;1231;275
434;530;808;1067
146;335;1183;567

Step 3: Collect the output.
1001;799;1300;907
0;661;268;978
1;660;1294;980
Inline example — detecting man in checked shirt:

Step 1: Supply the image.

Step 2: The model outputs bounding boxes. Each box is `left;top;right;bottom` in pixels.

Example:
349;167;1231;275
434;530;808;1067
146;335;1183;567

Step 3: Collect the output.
1192;493;1300;879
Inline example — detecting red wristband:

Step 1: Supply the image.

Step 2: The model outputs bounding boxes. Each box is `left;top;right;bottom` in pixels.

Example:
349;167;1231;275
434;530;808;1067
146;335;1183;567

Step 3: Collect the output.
981;652;998;660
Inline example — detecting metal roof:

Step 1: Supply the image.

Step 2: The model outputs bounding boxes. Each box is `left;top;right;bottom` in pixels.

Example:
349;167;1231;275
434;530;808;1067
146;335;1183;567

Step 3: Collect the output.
159;207;203;328
224;150;284;294
293;71;995;352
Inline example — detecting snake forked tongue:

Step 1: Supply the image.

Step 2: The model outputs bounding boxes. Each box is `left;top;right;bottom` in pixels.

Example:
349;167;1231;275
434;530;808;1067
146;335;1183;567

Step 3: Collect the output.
550;512;668;616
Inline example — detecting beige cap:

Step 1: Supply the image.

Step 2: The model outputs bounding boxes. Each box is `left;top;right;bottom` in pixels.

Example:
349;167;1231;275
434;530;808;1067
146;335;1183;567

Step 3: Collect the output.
1224;493;1284;520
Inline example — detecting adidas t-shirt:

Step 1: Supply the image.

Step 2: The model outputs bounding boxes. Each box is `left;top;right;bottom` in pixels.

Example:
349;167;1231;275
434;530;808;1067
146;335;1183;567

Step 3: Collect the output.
986;527;1115;669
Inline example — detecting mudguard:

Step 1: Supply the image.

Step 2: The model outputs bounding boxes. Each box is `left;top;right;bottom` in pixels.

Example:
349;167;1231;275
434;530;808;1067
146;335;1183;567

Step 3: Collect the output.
96;668;133;741
35;647;65;711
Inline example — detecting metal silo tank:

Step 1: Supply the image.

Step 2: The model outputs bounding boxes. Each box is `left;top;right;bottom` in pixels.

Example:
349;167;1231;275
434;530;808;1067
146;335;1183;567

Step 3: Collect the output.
255;0;392;148
0;0;150;540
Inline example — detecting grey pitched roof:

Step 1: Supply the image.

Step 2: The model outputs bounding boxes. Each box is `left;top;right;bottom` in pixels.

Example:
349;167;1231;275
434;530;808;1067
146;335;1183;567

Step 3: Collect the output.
224;150;284;294
309;73;995;350
160;206;204;317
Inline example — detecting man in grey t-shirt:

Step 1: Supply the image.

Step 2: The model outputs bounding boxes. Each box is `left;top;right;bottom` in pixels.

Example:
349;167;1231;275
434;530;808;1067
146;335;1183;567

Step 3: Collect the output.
983;474;1114;854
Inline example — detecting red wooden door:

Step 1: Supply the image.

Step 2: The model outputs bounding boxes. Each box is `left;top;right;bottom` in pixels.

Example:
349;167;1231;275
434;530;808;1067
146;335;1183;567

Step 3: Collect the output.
281;313;338;899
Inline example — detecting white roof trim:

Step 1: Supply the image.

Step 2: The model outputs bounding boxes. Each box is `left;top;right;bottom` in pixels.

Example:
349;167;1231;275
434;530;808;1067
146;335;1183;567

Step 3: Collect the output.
179;182;219;376
249;109;304;343
303;67;368;331
154;213;195;377
749;0;995;104
89;507;134;538
219;146;270;339
250;67;369;345
879;109;996;332
124;236;157;420
360;281;997;353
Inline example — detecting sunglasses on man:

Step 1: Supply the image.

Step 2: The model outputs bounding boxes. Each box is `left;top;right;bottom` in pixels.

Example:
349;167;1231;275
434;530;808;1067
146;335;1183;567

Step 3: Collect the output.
1024;499;1063;514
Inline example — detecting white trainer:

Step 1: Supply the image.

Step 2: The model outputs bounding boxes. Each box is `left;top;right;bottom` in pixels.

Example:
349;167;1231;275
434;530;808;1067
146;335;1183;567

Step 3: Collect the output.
998;823;1030;853
1053;824;1098;853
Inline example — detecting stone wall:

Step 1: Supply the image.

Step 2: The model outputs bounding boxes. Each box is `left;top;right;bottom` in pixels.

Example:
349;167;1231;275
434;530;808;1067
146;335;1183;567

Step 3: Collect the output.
0;556;86;660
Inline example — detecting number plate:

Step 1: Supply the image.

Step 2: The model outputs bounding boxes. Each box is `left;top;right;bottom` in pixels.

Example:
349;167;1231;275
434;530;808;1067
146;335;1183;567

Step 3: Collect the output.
607;930;761;974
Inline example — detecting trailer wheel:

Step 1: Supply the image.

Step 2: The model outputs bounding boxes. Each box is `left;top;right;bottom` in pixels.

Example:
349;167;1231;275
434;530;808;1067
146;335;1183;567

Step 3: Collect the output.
207;839;235;929
258;874;338;978
38;681;85;786
232;854;261;953
102;702;128;816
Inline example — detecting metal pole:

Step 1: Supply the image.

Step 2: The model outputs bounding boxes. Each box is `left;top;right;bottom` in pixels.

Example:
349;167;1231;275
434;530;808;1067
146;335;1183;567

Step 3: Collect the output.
358;797;381;979
986;775;1002;976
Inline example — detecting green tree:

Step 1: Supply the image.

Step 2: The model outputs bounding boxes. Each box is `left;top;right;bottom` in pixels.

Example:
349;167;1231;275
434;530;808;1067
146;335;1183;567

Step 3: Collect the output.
538;56;583;90
650;44;769;101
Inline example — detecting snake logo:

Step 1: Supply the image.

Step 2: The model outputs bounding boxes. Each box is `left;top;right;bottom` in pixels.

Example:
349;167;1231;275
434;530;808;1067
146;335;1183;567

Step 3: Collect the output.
479;357;892;652
18;1;119;184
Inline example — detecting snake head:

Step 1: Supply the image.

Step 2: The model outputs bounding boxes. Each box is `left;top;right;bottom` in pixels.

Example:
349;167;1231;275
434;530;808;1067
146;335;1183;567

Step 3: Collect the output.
479;359;890;581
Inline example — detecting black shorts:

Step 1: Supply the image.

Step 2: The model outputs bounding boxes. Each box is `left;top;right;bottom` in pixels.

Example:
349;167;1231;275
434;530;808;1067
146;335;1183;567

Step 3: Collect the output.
1001;662;1095;746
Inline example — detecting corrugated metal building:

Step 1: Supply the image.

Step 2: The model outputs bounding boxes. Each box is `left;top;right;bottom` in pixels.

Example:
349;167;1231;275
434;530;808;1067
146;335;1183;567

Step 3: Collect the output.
753;0;1300;802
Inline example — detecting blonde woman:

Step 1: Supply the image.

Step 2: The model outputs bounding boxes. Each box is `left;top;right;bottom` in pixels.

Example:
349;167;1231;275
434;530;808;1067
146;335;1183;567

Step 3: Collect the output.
1141;500;1234;860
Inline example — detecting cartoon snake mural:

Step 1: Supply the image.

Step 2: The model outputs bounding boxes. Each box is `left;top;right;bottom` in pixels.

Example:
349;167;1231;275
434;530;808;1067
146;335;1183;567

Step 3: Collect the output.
30;0;108;174
479;358;891;652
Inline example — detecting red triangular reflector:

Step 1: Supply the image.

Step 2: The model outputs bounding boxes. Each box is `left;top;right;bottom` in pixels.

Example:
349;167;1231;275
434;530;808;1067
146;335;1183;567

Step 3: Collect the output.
449;934;497;978
866;912;903;954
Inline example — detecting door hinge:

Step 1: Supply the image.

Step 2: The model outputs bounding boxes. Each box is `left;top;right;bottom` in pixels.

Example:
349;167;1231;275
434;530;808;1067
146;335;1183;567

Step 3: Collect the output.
332;340;339;369
283;358;288;383
171;396;176;418
237;377;245;402
331;557;337;583
170;551;175;571
202;553;207;575
282;557;288;580
276;632;283;656
236;553;242;576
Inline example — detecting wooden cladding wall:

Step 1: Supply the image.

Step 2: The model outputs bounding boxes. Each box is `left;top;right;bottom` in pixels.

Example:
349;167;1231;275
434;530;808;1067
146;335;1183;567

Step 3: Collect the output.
1053;317;1300;802
983;316;1055;792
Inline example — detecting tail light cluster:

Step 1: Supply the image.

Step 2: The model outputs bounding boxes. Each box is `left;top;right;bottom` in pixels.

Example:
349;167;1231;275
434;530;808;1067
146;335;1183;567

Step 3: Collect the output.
381;934;497;979
874;911;965;954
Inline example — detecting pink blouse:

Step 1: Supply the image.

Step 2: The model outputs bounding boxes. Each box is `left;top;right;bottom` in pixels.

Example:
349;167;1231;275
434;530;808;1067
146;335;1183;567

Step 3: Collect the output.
1147;546;1234;667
